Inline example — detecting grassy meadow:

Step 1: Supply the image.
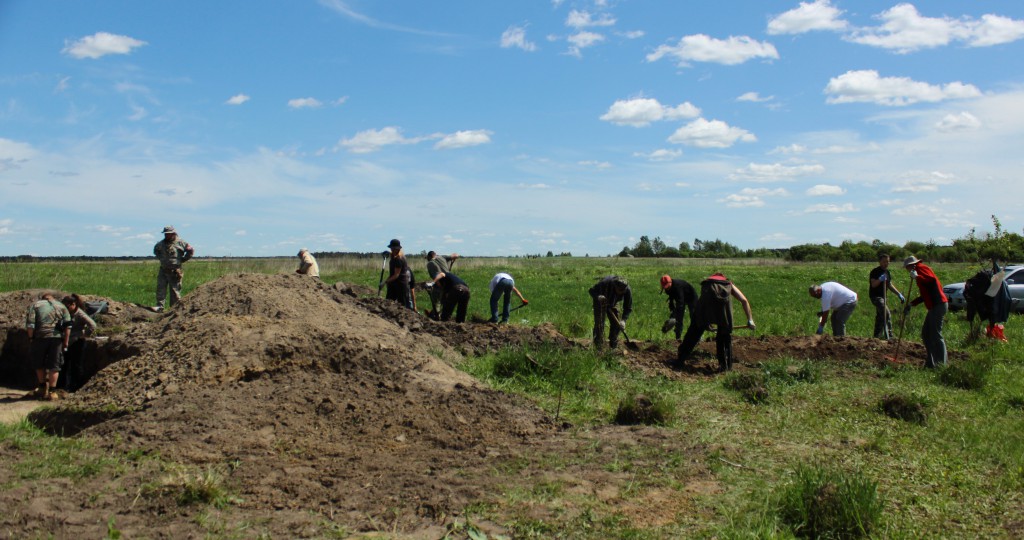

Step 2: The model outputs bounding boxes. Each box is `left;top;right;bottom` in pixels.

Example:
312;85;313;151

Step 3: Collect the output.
2;256;1023;538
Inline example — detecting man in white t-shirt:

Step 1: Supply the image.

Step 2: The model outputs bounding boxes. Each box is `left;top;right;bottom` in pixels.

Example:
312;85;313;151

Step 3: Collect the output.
809;282;858;336
488;272;527;323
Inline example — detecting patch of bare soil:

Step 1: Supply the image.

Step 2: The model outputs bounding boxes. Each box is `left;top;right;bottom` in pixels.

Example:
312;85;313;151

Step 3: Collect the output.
0;275;960;538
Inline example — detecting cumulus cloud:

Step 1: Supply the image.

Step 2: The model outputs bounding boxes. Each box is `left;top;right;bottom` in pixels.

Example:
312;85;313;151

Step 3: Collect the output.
633;149;682;161
566;10;616;29
62;32;147;59
718;187;787;208
890;171;955;193
288;97;323;109
761;232;794;243
824;70;981;106
737;92;773;103
578;160;612;169
729;162;824;182
935;111;981;132
0;138;36;172
226;94;250;105
434;130;492;150
600;97;701;127
806;184;846;196
516;183;551;189
668;118;756;148
646;34;778;67
501;25;537;51
567;31;605;56
767;0;848;35
848;4;1024;53
804;203;856;213
337;127;420;153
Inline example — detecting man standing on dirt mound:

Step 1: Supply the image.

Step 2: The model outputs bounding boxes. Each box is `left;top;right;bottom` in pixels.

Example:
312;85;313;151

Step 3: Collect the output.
660;275;697;340
431;270;471;322
383;239;413;310
809;282;858;337
675;273;754;372
24;293;71;400
153;225;194;312
295;248;320;278
868;253;905;340
902;256;948;368
588;276;632;350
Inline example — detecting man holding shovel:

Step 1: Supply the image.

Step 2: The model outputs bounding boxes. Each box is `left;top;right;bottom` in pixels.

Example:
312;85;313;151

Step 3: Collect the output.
660;275;697;340
675;273;754;372
589;276;632;350
425;251;458;318
868;253;905;339
902;256;948;368
488;272;527;323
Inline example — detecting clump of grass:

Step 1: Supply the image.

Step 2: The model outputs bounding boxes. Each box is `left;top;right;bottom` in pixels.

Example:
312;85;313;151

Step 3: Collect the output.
778;465;883;539
1007;395;1024;410
723;372;770;404
174;465;238;508
878;393;929;425
613;393;672;426
760;359;820;385
937;359;991;390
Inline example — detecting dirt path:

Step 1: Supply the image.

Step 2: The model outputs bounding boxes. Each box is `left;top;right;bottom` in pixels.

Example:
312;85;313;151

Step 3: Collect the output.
0;386;44;424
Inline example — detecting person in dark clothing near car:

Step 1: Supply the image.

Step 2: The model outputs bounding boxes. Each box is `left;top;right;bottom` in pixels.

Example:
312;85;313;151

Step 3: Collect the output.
588;276;632;350
676;273;754;372
660;275;696;340
902;255;948;368
868;253;905;340
431;271;471;323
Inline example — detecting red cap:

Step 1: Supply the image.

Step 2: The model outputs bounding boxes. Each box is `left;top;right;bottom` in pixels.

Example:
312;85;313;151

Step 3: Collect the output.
660;275;672;290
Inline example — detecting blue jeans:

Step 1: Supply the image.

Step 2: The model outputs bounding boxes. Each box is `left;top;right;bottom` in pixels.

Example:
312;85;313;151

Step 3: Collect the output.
489;278;513;322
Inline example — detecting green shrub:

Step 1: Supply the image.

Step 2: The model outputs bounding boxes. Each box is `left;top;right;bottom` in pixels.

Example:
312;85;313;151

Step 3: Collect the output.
760;359;820;385
878;393;929;425
778;465;883;539
937;359;991;390
723;372;766;392
613;393;672;426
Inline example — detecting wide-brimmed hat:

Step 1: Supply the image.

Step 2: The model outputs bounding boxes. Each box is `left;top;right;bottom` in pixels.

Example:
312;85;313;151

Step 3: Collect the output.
903;255;922;267
388;238;402;249
162;225;176;234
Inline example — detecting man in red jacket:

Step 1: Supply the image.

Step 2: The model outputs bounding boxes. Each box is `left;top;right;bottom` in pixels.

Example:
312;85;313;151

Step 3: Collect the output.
902;256;948;368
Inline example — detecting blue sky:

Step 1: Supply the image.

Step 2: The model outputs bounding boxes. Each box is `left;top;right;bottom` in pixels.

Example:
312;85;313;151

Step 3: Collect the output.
2;1;1023;257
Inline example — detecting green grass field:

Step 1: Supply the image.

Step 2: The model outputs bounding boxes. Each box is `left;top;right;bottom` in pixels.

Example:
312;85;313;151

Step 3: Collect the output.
2;256;1022;538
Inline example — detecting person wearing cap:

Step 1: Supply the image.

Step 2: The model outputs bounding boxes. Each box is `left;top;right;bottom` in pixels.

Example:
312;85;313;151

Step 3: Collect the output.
676;273;754;372
425;251;458;317
660;275;696;340
431;270;471;323
902;255;948;368
588;275;633;350
383;239;413;310
488;272;527;323
808;282;858;336
295;248;320;278
868;253;905;340
152;225;194;312
24;293;71;400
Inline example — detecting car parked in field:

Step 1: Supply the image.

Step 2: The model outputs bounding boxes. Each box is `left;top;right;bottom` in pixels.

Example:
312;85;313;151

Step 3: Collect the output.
943;265;1024;312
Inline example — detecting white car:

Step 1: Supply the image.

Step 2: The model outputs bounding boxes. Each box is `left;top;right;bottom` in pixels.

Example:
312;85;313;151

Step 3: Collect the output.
943;265;1024;313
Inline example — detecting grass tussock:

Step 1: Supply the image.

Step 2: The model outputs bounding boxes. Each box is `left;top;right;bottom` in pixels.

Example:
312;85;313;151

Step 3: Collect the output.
168;465;239;508
778;465;883;539
937;358;991;390
878;393;929;425
613;393;672;426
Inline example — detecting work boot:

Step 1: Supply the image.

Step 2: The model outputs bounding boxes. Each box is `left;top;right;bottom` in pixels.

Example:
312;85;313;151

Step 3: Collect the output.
995;324;1008;342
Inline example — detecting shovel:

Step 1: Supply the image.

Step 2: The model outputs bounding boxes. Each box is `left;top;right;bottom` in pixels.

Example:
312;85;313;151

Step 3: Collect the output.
886;272;917;363
376;251;389;297
509;301;529;313
607;307;640;351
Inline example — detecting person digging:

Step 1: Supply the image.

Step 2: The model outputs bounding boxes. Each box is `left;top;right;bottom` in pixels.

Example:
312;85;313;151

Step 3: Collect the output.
588;276;632;350
902;255;949;369
660;275;696;340
675;273;754;372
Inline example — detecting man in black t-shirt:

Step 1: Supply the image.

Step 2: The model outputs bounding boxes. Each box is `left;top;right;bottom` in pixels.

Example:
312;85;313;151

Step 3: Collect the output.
868;253;905;339
432;271;471;323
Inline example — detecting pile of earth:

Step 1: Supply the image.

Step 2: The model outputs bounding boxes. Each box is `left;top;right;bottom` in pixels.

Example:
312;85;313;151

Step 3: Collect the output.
0;274;945;537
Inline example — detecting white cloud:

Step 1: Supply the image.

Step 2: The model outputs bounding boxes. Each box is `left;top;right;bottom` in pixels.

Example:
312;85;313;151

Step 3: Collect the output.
668;118;756;148
62;32;147;59
333;96;349;106
566;10;616;29
804;203;856;213
619;30;644;39
719;187;787;208
235;230;247;236
434;130;492;150
567;31;605;56
848;4;1024;53
226;94;250;105
935;111;981;132
0;219;12;236
647;34;778;67
0;138;36;172
55;77;70;93
729;162;824;182
767;0;847;35
288;97;323;109
579;160;612;169
600;97;700;127
806;184;846;196
91;225;130;235
737;92;773;103
501;25;537;52
633;149;682;161
338;127;420;153
516;183;550;189
760;232;794;243
890;171;954;193
824;70;981;106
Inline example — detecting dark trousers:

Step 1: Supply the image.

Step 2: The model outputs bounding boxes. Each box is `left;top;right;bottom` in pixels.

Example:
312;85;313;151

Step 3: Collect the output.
590;295;622;348
386;281;412;310
871;296;892;339
922;302;948;368
678;319;733;371
60;339;87;391
441;285;470;323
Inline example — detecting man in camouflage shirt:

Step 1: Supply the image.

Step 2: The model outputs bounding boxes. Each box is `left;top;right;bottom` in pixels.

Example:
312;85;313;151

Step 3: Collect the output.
25;293;71;400
153;225;194;312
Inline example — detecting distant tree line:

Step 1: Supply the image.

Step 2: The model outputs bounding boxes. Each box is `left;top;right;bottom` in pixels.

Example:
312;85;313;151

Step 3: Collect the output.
618;216;1024;264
